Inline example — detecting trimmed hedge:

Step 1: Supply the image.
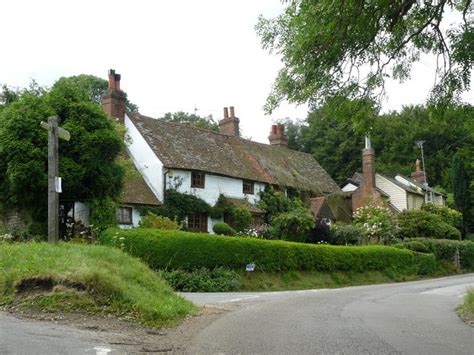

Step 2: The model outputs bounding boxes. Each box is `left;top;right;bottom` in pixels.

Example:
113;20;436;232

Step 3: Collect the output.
402;238;474;270
101;228;435;275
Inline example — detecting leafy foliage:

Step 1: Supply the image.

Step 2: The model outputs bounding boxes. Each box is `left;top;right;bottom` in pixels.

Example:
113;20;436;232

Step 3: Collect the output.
153;189;212;224
452;153;473;233
329;223;365;246
401;238;474;270
101;227;434;275
269;201;315;243
397;210;461;240
212;222;235;236
139;213;181;230
283;103;473;187
421;204;463;231
257;185;290;223
89;198;117;232
0;78;124;225
229;205;252;232
65;74;138;111
353;205;397;244
160;111;219;132
257;0;473;115
158;267;240;292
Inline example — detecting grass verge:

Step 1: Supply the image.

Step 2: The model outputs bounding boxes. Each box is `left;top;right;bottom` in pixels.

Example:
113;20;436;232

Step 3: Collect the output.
0;242;196;327
457;289;474;324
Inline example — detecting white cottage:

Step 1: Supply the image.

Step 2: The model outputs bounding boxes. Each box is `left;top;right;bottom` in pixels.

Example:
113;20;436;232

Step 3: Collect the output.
101;70;340;232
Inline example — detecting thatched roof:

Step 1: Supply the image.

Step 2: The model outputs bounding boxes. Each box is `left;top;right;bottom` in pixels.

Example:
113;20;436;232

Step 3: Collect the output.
128;112;340;195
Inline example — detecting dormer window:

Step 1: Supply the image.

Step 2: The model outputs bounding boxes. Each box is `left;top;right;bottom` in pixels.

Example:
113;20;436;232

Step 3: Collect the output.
243;180;254;195
191;171;205;188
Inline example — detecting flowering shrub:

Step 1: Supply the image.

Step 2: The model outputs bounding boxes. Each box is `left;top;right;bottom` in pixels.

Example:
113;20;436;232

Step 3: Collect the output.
353;205;397;244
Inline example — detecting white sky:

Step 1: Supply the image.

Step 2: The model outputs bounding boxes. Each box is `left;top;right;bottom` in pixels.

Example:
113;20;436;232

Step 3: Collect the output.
1;0;472;143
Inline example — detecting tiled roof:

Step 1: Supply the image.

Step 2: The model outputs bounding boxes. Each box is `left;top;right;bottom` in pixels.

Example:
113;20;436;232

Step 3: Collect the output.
128;112;340;195
396;175;446;197
225;197;264;214
118;155;162;206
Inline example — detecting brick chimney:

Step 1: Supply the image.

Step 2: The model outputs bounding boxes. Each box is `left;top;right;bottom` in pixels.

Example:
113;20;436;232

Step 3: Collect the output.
219;106;240;136
351;137;383;211
411;159;426;183
268;124;288;147
102;69;127;124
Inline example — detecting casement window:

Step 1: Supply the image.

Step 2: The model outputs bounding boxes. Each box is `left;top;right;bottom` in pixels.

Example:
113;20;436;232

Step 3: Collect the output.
191;171;205;188
243;180;254;195
188;213;208;232
116;207;133;225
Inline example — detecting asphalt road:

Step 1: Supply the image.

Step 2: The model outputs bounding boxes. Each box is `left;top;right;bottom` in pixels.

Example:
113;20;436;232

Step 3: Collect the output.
184;274;474;354
1;274;473;354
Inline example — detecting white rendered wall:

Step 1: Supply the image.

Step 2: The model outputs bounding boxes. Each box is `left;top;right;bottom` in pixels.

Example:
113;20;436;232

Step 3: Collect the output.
167;169;265;206
124;113;164;202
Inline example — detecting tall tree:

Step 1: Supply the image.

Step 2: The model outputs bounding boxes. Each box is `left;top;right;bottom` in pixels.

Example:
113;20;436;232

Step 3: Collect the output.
284;103;473;187
452;153;472;232
0;77;124;225
160;111;219;132
257;0;473;122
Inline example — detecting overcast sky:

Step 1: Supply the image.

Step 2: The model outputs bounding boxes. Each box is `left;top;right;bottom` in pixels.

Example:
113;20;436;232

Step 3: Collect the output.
1;1;472;143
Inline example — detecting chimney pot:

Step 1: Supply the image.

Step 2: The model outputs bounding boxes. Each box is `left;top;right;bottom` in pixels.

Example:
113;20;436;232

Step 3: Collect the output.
223;107;229;119
229;106;235;117
271;125;278;134
269;124;288;147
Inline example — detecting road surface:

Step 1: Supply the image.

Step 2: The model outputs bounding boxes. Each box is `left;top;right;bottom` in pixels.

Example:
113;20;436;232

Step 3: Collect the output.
1;274;473;354
185;274;474;354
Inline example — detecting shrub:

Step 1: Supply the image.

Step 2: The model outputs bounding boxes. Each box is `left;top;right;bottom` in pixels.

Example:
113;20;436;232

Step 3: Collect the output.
257;186;290;222
158;267;240;292
101;228;435;275
329;223;365;245
397;210;461;240
353;205;397;244
230;205;252;232
402;240;430;253
213;222;235;236
421;204;463;230
402;238;474;269
269;205;314;243
139;213;180;230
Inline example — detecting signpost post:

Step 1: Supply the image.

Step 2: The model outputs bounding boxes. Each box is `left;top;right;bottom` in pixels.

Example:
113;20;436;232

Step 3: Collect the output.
40;116;70;243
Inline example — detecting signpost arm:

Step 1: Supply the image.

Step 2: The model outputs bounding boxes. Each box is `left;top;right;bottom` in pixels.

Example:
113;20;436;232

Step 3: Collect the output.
48;116;59;243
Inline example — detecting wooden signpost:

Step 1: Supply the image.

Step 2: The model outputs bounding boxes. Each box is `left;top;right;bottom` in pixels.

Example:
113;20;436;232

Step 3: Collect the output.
40;116;70;243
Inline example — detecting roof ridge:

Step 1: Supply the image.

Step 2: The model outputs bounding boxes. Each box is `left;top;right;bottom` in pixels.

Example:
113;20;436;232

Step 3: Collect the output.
129;111;316;158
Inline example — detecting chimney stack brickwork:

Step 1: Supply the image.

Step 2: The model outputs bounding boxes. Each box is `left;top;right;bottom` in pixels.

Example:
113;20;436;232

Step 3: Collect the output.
103;69;127;124
351;147;384;212
268;124;289;147
219;106;240;136
411;159;426;183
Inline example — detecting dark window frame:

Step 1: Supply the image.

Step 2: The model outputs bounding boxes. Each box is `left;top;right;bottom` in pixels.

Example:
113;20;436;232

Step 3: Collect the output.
243;180;254;195
191;171;205;188
188;213;208;232
116;206;133;225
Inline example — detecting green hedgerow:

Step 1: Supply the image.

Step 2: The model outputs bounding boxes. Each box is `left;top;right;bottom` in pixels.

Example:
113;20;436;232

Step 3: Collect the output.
101;228;435;276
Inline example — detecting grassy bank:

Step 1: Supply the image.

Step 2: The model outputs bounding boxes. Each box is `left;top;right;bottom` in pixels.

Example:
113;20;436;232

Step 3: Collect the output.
0;243;196;327
458;289;474;323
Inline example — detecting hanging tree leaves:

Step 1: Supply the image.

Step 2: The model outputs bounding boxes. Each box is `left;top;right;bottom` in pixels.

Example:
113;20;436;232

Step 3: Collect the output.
256;0;473;115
